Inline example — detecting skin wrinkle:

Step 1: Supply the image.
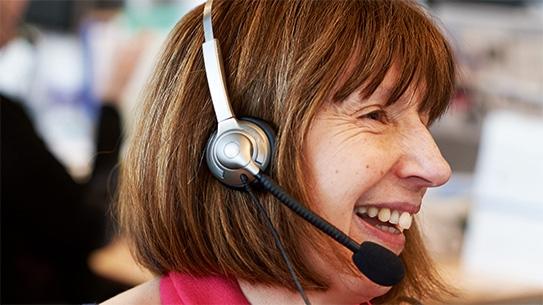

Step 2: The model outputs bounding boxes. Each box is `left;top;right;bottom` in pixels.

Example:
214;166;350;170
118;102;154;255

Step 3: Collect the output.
310;113;385;203
307;92;428;212
312;91;418;213
316;84;426;163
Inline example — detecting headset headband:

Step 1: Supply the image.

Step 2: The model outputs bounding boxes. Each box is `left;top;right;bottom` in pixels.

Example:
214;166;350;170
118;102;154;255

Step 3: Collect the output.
201;0;239;134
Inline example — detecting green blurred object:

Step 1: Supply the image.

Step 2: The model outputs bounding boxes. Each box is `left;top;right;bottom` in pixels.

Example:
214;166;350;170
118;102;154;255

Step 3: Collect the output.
121;3;187;31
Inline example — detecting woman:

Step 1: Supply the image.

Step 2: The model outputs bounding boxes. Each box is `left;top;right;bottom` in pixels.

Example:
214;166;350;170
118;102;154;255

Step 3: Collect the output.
104;1;455;304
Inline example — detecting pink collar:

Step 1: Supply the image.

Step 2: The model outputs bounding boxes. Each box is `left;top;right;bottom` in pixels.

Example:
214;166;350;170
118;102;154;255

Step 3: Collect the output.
160;272;250;304
160;271;373;305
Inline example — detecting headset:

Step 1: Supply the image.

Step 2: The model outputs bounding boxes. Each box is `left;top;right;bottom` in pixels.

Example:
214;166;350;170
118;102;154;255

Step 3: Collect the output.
202;0;273;188
201;0;405;297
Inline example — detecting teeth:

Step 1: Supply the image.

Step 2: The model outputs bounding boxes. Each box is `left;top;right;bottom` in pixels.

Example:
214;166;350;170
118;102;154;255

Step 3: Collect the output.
355;205;414;231
375;224;400;234
398;212;412;230
390;210;400;224
388;226;398;234
367;207;379;218
377;208;391;222
356;206;367;215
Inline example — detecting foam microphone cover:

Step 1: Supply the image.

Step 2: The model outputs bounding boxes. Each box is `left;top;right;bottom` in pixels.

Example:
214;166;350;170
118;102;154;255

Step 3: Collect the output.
352;241;405;287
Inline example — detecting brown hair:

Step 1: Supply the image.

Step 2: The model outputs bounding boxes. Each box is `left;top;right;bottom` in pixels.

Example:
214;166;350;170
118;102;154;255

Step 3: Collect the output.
118;1;455;303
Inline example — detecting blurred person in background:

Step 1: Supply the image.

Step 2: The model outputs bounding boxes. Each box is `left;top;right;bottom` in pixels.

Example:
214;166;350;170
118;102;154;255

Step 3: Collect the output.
0;0;144;303
0;1;28;47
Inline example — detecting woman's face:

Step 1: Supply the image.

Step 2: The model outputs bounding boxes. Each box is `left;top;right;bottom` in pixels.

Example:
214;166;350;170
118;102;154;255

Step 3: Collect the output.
304;72;451;301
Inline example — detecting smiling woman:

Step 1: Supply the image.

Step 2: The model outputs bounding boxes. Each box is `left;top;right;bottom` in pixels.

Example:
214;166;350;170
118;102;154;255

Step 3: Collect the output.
103;1;456;304
303;68;453;302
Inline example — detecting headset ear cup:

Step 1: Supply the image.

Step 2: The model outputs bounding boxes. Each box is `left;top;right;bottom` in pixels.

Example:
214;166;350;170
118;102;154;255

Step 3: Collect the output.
239;116;276;173
205;116;275;188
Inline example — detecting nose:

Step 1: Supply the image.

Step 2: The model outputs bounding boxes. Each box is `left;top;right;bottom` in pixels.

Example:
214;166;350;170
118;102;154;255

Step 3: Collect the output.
396;124;452;189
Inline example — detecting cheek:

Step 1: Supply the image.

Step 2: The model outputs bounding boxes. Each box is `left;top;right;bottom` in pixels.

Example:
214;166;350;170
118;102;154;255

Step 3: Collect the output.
306;137;397;231
304;115;404;229
310;136;397;192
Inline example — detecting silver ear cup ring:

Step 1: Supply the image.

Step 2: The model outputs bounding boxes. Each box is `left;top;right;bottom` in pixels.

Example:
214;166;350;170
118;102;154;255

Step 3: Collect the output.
206;120;272;187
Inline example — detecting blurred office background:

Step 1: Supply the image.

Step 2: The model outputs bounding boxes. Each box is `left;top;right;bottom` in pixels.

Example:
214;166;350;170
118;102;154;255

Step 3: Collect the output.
0;0;542;304
422;1;543;304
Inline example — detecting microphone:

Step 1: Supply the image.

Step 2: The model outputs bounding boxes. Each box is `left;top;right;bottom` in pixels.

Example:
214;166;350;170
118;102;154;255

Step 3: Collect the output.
254;172;405;287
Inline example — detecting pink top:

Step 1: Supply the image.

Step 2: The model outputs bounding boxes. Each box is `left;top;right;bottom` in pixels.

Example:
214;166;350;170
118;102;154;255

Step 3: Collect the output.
160;272;250;305
160;272;373;305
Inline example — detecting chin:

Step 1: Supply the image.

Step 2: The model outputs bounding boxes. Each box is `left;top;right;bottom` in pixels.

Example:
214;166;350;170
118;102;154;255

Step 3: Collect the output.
304;238;397;303
327;272;392;304
358;276;393;297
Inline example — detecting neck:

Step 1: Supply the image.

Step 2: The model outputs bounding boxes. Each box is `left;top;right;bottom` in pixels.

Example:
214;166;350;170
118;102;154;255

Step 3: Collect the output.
237;280;371;305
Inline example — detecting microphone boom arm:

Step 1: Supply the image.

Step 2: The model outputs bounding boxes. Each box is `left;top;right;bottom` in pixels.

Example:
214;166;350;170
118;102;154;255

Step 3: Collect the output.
255;172;360;253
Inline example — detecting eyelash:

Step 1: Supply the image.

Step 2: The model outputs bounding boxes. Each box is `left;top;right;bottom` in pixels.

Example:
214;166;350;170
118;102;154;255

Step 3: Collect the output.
360;110;389;123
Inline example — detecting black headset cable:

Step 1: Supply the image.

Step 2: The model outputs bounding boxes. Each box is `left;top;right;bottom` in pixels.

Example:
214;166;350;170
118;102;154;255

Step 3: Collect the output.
240;174;311;305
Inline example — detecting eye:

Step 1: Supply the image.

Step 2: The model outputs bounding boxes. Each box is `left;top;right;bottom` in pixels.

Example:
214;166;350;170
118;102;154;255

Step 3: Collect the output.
360;110;388;123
